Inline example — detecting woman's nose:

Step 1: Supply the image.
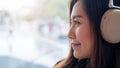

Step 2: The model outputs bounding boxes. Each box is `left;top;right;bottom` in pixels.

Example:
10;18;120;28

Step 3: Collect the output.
68;26;76;39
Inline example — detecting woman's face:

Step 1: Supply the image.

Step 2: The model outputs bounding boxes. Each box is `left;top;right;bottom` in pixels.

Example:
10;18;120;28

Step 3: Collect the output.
68;0;94;60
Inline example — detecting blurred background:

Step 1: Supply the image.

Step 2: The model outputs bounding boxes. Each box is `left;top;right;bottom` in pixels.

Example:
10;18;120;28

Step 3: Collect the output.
0;0;69;68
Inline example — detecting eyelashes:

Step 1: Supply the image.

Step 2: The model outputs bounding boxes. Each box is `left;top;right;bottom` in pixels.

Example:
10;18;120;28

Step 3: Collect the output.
69;18;81;26
73;20;81;25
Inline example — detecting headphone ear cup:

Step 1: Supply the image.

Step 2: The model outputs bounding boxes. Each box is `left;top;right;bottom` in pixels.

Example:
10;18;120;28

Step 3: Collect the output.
101;9;120;44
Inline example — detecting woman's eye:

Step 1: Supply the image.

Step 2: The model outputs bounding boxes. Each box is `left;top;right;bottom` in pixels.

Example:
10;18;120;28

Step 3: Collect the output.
73;20;81;25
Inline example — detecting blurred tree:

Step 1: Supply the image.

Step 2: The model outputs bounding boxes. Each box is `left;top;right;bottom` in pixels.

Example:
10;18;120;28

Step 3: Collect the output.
40;0;69;20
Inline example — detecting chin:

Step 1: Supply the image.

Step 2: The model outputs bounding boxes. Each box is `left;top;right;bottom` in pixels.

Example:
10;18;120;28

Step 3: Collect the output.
73;52;81;59
73;52;87;60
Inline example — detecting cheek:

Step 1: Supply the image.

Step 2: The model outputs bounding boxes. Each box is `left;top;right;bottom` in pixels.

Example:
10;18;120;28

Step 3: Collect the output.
75;25;94;57
75;26;91;42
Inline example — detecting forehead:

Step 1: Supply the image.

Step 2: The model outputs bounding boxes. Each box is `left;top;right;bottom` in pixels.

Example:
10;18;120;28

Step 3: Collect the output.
73;0;83;10
71;0;85;18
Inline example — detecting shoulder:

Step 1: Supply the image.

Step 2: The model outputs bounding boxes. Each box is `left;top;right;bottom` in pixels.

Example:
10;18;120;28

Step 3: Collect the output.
55;59;64;65
53;59;64;68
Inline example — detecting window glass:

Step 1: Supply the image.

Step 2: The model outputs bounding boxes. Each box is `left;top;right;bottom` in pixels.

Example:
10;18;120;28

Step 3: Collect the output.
0;0;69;68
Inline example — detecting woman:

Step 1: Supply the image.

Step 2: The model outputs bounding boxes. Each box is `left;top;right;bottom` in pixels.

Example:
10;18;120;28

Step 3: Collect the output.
54;0;120;68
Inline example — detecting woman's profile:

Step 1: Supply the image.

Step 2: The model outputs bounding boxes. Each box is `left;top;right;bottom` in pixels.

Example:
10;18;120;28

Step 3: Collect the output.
54;0;120;68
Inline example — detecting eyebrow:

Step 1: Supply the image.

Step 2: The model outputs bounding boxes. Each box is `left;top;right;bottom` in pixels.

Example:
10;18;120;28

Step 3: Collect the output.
73;15;82;19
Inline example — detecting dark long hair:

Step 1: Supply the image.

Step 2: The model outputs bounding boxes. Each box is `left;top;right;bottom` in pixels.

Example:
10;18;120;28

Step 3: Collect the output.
54;0;120;68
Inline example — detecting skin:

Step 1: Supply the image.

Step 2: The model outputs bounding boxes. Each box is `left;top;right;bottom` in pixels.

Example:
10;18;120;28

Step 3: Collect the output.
68;0;95;60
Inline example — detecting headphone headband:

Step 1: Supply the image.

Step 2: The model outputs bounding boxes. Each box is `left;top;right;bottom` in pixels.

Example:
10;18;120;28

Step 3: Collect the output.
109;0;120;9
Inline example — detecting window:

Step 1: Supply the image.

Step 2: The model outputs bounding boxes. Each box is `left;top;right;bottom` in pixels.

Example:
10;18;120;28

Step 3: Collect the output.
0;0;69;68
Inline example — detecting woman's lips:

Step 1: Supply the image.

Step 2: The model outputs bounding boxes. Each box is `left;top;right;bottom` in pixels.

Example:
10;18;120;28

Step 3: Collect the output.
71;43;81;50
71;43;81;46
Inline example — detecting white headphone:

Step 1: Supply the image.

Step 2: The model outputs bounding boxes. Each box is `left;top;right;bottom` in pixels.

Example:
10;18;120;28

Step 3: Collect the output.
101;0;120;44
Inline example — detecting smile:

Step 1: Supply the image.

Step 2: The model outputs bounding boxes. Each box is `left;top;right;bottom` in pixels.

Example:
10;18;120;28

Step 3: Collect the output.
71;43;81;46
